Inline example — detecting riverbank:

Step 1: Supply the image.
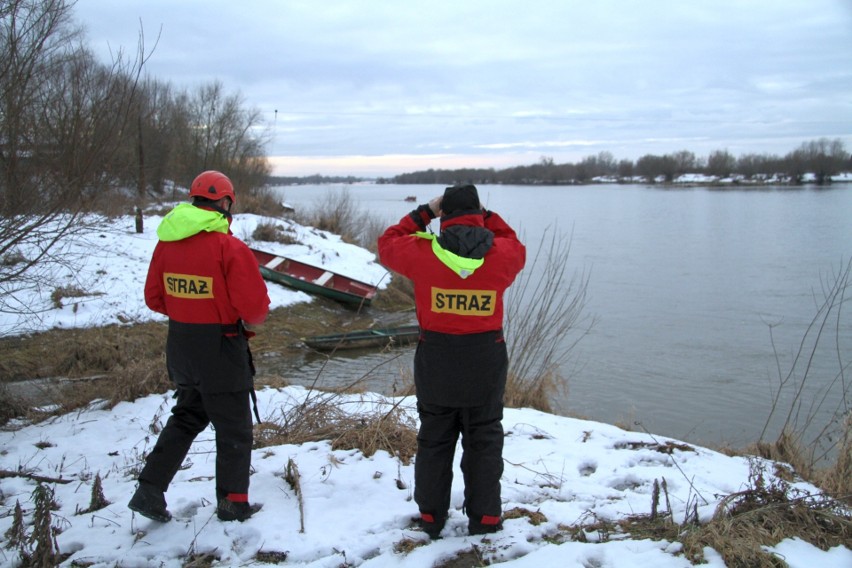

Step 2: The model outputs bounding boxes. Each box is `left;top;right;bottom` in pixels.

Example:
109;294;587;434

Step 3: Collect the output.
0;207;394;418
1;210;849;566
0;297;412;408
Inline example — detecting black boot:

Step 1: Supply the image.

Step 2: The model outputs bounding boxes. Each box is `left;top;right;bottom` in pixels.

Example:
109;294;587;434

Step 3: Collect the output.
469;514;502;535
418;512;446;539
128;482;172;522
217;498;262;522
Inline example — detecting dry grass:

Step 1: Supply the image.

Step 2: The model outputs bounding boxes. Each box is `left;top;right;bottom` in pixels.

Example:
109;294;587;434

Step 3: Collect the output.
0;321;172;420
58;358;172;411
393;535;428;554
236;186;290;217
251;220;301;245
0;384;30;425
504;506;548;526
332;404;418;464
819;416;852;501
0;300;381;423
0;321;167;382
359;214;390;254
434;546;489;568
250;298;380;357
370;272;415;312
688;498;850;567
297;187;363;244
293;185;401;254
253;550;289;564
504;368;559;413
678;477;851;567
181;552;218;568
755;261;851;477
748;431;813;484
49;285;91;309
559;459;851;568
504;227;594;414
747;418;852;505
255;395;418;464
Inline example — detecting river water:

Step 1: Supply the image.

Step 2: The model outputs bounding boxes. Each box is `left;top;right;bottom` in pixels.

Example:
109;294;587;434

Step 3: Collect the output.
270;182;852;450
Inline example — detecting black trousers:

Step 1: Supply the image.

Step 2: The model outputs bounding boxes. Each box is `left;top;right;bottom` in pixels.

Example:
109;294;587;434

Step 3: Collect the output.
414;398;504;521
138;387;253;500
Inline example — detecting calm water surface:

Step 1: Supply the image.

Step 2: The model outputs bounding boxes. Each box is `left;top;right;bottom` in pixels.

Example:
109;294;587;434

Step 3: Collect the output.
270;183;852;449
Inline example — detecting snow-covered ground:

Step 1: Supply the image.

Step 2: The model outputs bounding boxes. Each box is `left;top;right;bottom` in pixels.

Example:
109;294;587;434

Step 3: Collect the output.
0;208;389;336
0;208;849;567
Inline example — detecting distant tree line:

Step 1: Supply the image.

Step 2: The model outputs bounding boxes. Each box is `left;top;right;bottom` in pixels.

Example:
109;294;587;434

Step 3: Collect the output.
382;139;851;186
0;0;270;218
269;174;367;186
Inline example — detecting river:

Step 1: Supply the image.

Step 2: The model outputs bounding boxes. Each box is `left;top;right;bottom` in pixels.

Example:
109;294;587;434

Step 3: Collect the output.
270;182;852;451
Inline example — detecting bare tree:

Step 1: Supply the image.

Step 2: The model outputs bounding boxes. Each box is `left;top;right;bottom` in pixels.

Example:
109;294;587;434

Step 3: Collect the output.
670;149;697;178
170;80;271;197
636;153;676;183
596;151;616;176
789;138;849;184
617;158;634;179
706;149;736;178
134;77;177;197
0;0;80;214
0;0;148;329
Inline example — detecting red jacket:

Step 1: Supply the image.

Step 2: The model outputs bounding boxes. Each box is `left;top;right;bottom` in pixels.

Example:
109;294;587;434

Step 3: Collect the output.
378;208;525;334
145;204;270;326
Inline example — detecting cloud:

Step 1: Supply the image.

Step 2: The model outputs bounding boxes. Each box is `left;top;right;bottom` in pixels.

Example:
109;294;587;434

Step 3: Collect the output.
73;0;852;176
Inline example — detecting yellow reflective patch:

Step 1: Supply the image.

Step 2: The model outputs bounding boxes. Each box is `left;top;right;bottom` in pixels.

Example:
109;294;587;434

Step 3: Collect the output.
164;272;213;299
431;287;496;316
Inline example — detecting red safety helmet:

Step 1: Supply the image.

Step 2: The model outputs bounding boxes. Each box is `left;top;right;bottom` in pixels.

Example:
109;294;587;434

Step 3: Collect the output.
189;170;235;204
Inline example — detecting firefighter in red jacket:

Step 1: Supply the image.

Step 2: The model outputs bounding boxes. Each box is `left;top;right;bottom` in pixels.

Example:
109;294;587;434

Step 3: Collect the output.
128;170;270;523
378;183;525;538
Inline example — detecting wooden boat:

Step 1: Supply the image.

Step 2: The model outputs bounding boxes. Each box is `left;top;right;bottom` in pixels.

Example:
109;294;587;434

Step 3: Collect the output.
249;247;378;306
302;324;420;351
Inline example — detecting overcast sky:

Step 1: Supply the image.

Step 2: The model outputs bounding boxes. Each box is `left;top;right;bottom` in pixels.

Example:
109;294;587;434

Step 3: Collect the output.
72;0;852;177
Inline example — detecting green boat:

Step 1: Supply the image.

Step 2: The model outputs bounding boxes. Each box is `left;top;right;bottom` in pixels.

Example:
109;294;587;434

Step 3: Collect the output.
302;324;420;351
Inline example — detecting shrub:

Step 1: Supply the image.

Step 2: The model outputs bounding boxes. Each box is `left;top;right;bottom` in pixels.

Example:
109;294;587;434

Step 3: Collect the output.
254;395;417;464
299;186;389;248
50;285;89;309
0;384;31;425
252;221;301;245
372;272;414;311
561;459;851;567
504;227;594;412
753;259;851;498
237;186;289;216
298;187;362;243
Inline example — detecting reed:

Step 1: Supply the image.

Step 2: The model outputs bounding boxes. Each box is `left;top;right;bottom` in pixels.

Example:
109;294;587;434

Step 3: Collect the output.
504;226;594;411
752;259;852;500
